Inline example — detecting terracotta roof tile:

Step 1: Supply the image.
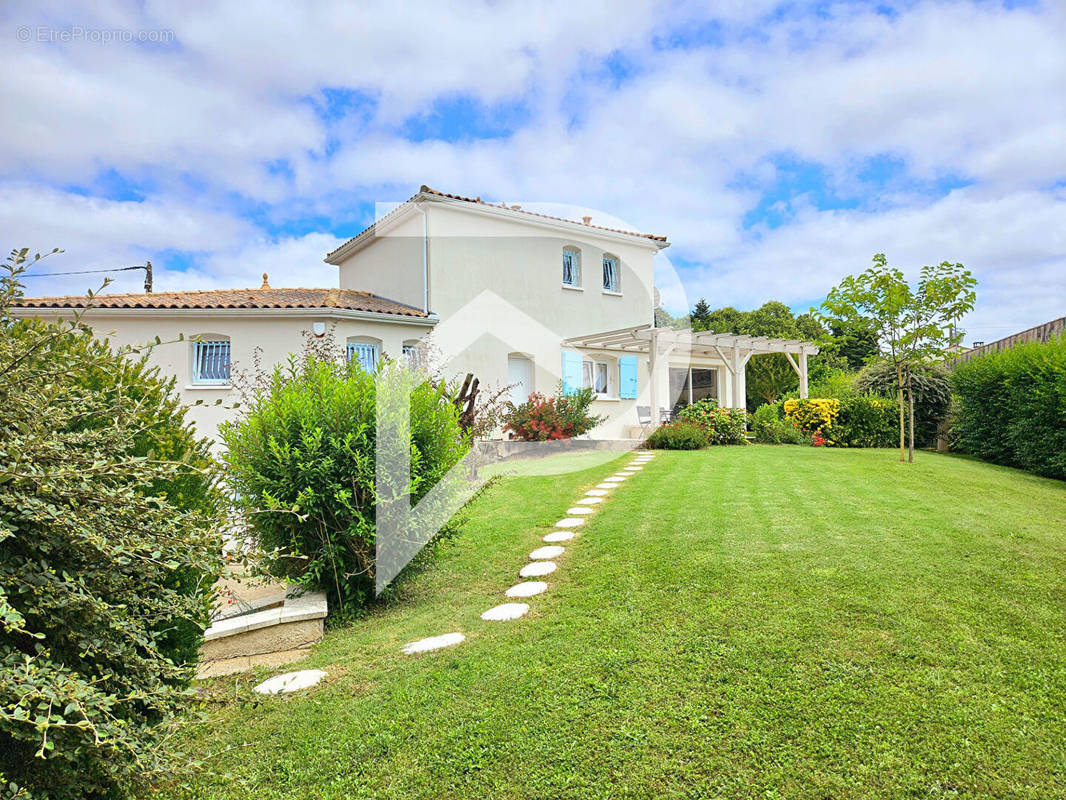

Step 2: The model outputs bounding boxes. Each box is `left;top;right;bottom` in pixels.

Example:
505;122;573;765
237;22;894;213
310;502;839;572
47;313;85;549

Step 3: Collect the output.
325;184;668;261
15;287;430;318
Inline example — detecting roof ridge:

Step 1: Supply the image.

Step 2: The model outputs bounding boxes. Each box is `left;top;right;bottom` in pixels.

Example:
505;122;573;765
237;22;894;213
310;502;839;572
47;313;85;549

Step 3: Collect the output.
325;184;669;261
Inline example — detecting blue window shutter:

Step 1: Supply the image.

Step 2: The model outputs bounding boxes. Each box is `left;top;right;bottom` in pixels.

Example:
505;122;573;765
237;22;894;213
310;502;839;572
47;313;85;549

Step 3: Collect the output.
619;356;638;399
561;350;583;395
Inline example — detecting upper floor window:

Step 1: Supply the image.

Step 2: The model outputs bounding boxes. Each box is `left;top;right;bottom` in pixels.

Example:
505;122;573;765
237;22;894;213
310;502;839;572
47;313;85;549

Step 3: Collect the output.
602;254;620;293
346;337;380;372
192;337;231;385
562;247;581;287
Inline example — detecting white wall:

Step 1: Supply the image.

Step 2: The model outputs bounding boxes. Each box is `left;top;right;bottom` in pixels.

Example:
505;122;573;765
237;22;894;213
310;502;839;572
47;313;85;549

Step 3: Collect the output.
26;310;433;444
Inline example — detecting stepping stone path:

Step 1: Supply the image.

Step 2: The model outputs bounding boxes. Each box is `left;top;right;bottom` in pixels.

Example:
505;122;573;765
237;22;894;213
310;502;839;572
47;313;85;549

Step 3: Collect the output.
482;602;529;621
530;545;565;560
402;451;657;653
543;530;576;542
520;560;557;578
506;581;548;598
403;632;466;654
254;669;327;695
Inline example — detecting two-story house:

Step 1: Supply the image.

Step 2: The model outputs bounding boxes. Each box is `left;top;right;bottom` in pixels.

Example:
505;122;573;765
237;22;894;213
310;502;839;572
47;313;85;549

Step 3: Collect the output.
13;185;817;442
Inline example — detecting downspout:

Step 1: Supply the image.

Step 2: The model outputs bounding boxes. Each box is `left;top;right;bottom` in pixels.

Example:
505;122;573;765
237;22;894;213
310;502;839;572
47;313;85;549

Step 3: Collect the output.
414;202;429;313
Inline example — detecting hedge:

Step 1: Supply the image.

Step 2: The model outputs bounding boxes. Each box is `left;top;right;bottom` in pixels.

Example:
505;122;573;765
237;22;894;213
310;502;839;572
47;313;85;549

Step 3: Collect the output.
951;336;1066;479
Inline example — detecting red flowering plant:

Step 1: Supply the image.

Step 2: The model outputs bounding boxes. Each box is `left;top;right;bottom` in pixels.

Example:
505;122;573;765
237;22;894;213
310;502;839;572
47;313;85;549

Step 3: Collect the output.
503;385;604;441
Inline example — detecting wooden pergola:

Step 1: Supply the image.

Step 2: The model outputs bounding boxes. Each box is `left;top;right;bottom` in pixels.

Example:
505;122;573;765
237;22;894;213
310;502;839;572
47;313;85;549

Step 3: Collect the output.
563;324;820;413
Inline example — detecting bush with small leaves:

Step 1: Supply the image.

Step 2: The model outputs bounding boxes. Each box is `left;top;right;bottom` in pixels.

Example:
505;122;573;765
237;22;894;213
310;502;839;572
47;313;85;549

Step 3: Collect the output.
676;398;748;445
222;353;469;613
1;249;224;800
645;420;710;450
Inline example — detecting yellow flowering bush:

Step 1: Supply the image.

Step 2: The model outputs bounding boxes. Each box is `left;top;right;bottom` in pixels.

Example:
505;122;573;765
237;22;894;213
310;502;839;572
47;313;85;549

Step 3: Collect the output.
783;398;840;446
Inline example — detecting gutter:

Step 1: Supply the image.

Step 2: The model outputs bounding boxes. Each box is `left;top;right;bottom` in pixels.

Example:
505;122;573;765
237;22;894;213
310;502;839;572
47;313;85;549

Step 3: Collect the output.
8;306;440;327
414;201;429;313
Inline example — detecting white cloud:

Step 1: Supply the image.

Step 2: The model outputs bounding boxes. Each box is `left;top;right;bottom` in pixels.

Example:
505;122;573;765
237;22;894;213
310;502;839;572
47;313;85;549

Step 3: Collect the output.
0;0;1063;345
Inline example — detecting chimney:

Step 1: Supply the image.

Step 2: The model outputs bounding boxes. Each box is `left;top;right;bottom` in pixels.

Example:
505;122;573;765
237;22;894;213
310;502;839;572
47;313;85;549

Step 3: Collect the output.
511;204;521;210
143;260;153;293
582;215;592;225
260;272;270;289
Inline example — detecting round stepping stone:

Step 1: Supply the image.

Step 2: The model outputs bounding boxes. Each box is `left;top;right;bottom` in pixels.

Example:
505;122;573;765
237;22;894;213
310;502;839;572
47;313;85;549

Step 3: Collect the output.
520;560;557;577
608;474;628;480
482;602;529;621
253;669;326;695
403;632;466;655
585;489;608;496
566;506;594;515
577;497;603;504
555;517;585;528
506;581;547;598
530;545;565;559
543;530;576;542
595;483;618;490
626;465;644;470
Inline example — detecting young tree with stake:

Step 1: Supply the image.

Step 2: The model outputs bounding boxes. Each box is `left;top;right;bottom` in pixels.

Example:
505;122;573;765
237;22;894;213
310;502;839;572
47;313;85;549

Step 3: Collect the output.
819;254;976;462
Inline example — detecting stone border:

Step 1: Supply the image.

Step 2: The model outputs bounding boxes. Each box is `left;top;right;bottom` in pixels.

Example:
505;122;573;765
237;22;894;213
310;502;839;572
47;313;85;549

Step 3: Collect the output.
203;591;328;641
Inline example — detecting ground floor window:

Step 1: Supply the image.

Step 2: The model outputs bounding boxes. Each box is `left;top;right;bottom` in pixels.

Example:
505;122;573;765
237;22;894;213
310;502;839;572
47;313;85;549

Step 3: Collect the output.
583;360;609;396
192;338;231;384
347;341;380;372
669;367;719;410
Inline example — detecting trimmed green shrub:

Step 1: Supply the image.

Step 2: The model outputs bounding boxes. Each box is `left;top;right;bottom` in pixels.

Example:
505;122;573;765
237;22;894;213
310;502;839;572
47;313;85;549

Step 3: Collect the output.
835;394;898;448
222;354;469;613
1;249;224;799
951;336;1066;479
751;403;808;445
856;360;951;448
645;420;710;450
503;386;604;441
676;398;747;444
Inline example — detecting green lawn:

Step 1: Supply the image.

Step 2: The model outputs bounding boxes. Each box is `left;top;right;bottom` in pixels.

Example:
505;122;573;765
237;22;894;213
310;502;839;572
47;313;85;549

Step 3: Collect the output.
163;448;1066;799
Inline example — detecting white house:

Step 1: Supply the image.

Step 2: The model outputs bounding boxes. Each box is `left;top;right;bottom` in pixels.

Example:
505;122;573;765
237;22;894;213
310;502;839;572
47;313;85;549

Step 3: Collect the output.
13;185;817;442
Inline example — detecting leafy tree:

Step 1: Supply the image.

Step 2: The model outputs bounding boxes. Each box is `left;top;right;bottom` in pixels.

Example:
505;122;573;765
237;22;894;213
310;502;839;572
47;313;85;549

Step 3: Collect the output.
820;254;976;462
829;318;880;370
654;306;689;330
704;305;743;334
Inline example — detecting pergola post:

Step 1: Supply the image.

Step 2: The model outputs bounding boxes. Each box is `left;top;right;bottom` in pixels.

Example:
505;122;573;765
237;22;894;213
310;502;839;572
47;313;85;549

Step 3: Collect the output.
730;347;745;410
799;351;809;399
648;328;659;428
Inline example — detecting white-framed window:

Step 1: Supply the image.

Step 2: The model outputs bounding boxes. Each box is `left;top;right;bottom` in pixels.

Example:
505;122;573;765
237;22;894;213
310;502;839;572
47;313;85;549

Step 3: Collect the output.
582;359;609;397
192;337;231;385
602;254;620;292
402;342;416;363
562;247;581;287
346;338;380;372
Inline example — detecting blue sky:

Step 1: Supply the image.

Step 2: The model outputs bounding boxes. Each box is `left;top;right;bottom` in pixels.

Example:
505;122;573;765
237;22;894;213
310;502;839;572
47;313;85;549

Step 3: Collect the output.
1;0;1064;342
